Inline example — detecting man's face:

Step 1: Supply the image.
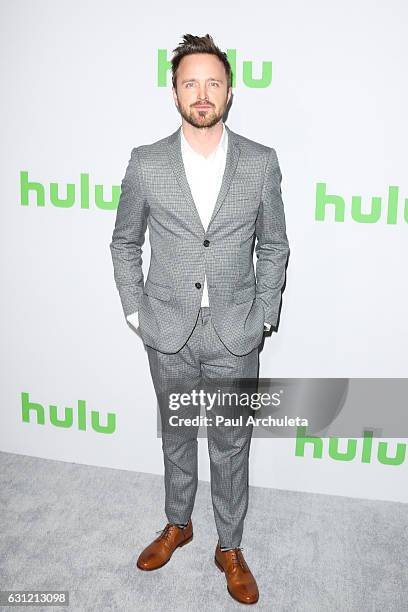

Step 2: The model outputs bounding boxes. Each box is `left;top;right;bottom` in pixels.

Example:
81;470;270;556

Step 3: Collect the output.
172;53;232;129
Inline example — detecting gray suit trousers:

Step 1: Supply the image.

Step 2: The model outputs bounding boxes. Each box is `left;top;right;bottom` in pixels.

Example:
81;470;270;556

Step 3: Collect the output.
146;306;259;548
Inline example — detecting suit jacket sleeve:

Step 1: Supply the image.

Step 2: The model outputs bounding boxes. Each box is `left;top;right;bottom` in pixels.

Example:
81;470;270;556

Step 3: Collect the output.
109;147;148;318
255;148;290;326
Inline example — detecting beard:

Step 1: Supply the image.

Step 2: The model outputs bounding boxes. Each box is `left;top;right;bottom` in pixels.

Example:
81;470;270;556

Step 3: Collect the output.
176;95;228;129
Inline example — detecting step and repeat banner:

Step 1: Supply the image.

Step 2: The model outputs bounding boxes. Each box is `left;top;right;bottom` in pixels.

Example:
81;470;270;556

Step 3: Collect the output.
1;0;407;502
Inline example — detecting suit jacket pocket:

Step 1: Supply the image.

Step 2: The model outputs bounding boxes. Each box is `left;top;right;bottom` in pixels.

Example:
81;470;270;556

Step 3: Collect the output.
143;279;171;301
234;284;256;304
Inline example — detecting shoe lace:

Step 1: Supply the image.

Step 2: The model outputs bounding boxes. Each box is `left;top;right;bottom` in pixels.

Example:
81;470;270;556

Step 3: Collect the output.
155;523;178;544
229;547;249;571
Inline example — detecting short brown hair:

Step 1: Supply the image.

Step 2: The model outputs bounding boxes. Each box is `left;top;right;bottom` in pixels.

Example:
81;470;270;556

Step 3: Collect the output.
171;33;232;91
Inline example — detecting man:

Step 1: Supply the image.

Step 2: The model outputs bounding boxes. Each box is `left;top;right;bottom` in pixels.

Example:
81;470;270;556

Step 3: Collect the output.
109;33;289;605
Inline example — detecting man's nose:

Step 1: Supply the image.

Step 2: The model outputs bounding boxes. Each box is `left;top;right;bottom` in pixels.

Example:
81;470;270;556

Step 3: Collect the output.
197;83;209;100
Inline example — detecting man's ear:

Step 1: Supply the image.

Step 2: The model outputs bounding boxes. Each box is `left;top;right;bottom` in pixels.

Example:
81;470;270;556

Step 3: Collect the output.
172;87;179;108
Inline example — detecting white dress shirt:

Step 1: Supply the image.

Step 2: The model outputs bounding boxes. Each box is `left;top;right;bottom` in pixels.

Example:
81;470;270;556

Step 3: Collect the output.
126;123;271;332
181;121;228;307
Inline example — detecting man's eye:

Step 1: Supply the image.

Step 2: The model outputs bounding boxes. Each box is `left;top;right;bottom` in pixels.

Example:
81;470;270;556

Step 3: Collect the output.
210;82;219;87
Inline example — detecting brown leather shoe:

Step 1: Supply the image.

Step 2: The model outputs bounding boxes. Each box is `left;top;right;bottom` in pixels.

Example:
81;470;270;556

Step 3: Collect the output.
214;543;259;604
136;519;193;571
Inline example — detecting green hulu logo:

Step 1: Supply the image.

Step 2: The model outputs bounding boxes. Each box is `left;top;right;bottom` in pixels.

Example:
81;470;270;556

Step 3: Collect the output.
20;171;120;210
157;49;272;88
315;182;408;224
295;426;406;466
21;391;116;434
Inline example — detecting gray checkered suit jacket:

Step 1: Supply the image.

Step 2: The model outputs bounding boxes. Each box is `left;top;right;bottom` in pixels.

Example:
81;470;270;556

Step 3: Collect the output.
109;123;289;356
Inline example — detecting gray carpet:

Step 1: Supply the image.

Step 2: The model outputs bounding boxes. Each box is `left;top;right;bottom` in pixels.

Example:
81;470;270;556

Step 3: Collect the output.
0;451;407;611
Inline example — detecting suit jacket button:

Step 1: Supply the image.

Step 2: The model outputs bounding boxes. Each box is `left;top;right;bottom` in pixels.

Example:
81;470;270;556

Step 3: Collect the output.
195;282;201;289
203;239;210;247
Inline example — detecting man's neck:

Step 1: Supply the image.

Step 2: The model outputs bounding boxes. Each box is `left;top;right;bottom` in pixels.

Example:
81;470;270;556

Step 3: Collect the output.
181;121;224;158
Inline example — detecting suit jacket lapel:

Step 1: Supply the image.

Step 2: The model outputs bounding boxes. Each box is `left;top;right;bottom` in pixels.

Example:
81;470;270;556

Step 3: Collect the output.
166;123;241;234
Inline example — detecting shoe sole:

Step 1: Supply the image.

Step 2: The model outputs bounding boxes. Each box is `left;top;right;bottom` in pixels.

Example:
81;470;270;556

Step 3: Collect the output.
214;556;259;605
136;534;193;571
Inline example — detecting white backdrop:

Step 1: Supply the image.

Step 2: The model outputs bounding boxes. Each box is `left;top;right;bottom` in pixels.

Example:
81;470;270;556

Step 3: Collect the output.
1;0;407;502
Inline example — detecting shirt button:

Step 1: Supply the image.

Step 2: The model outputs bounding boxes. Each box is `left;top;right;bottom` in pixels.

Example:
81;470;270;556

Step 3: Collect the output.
195;282;202;289
203;239;210;247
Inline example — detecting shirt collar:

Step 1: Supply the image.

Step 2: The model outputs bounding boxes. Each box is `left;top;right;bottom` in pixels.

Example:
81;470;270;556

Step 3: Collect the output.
180;122;228;160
